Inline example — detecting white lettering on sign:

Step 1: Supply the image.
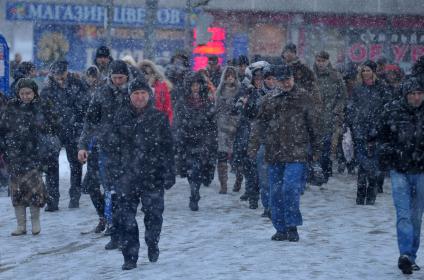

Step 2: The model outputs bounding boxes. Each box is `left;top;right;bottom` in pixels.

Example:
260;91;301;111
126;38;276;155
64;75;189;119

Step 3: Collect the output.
157;9;170;24
28;4;42;19
63;6;74;21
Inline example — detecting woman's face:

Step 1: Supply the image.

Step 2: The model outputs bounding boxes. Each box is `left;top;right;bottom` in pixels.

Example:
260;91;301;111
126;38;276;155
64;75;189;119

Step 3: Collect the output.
19;87;35;104
361;66;374;81
191;82;200;97
225;72;236;84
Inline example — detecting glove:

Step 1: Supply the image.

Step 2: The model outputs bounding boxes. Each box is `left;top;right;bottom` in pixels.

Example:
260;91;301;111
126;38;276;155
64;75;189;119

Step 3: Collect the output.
309;161;326;186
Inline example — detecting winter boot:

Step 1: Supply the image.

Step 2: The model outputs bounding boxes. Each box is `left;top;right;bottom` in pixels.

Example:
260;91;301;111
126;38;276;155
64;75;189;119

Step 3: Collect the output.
261;209;271;219
105;239;119;250
68;199;79;209
30;206;41;235
271;231;288;241
122;261;137;270
240;193;249;201
148;244;160;263
412;263;421;271
249;199;258;209
94;217;106;234
11;206;27;236
287;227;299;242
398;255;413;274
232;172;243;192
103;223;112;236
217;162;228;194
44;203;59;212
365;180;377;205
189;196;199;211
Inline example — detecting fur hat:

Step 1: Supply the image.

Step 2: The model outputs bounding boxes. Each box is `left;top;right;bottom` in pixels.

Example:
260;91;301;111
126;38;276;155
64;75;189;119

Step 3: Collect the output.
274;65;293;80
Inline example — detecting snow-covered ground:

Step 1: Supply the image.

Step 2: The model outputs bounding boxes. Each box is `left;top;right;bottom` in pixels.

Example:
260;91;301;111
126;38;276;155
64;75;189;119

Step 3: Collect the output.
0;151;422;279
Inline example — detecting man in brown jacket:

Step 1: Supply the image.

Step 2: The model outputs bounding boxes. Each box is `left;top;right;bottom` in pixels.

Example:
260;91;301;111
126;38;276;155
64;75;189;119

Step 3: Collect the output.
249;65;322;242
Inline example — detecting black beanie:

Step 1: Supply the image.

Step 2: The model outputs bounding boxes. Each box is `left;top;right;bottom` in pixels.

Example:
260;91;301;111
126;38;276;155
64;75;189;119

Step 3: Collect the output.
96;46;111;59
362;60;377;73
16;78;38;96
50;60;68;75
402;77;424;96
283;43;297;54
109;60;129;76
128;78;153;98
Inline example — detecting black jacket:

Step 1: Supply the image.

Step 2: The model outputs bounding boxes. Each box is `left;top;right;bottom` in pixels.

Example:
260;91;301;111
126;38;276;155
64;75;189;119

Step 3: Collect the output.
40;73;89;144
113;100;175;194
377;97;424;173
0;97;55;175
78;80;128;154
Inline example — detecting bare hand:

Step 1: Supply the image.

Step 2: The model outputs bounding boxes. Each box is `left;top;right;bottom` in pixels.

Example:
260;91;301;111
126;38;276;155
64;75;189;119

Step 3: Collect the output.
78;149;88;164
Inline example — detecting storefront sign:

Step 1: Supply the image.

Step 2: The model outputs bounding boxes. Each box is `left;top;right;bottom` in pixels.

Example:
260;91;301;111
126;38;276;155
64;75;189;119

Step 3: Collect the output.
33;23;183;72
6;2;185;28
347;30;424;68
0;35;10;96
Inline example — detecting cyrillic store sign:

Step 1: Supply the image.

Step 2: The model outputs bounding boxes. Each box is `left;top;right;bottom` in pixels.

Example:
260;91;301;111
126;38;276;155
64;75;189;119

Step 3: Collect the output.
6;2;185;28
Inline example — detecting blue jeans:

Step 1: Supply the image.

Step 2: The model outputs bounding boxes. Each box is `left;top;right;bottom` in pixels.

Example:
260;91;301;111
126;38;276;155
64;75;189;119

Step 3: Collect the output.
391;170;424;261
257;145;269;209
268;163;306;233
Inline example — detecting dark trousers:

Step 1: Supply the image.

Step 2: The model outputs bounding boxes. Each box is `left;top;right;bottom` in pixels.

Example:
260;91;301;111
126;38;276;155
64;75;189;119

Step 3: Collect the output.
242;157;259;203
45;142;82;207
187;158;203;201
320;133;333;180
116;188;165;263
357;165;377;201
82;145;104;217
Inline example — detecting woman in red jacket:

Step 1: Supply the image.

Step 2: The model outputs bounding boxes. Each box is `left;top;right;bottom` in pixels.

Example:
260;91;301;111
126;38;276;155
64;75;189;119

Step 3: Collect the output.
138;60;174;125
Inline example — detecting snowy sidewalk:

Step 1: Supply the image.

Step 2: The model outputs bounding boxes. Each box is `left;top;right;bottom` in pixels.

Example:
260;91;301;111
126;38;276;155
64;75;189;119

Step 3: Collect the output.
0;152;422;279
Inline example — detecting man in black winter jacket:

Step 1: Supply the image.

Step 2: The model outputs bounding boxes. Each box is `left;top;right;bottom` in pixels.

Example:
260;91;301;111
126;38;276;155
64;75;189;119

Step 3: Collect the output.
41;60;89;210
78;60;136;248
377;77;424;275
111;78;175;270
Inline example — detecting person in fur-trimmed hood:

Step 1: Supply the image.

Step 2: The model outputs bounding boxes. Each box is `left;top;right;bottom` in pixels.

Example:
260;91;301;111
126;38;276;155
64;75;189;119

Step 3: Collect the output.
215;66;241;194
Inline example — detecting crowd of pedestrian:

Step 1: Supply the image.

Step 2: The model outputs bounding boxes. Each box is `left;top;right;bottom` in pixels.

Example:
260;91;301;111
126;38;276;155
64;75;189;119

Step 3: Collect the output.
1;44;424;274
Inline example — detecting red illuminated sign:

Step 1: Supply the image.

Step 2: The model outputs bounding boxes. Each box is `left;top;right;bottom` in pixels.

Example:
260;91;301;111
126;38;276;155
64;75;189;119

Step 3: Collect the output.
192;27;226;71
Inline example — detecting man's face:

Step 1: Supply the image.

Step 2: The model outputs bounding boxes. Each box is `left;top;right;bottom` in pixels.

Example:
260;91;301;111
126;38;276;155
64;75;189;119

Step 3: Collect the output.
53;71;68;88
111;74;128;87
238;64;247;77
130;90;150;110
276;77;295;92
208;59;219;71
264;76;277;89
315;57;330;71
282;51;296;63
191;82;200;96
15;53;22;63
18;87;35;104
406;91;424;108
96;56;110;68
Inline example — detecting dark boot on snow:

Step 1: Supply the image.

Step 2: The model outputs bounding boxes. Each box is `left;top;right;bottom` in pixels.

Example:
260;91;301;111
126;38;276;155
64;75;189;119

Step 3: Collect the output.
148;244;159;263
122;261;137;270
94;218;106;233
398;255;413;274
287;227;299;242
271;231;288;241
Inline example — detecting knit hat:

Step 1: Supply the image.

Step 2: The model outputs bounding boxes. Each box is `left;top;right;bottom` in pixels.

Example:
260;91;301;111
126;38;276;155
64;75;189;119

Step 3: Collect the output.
274;65;293;80
15;78;38;96
128;78;153;98
95;46;111;59
362;60;377;73
402;77;424;96
283;43;297;54
236;55;249;66
49;60;68;75
109;60;129;76
263;65;276;79
316;51;330;60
